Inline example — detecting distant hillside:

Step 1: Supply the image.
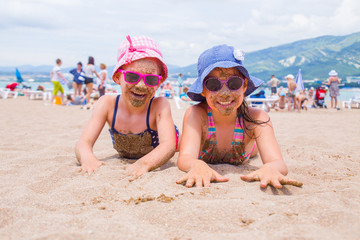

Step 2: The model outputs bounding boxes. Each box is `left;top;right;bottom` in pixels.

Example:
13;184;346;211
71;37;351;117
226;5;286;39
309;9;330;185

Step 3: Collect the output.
1;32;360;82
169;32;360;81
245;32;360;80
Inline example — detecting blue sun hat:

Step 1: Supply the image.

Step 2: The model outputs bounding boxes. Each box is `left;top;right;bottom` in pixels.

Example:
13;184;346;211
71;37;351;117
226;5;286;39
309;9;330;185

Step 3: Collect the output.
187;44;263;102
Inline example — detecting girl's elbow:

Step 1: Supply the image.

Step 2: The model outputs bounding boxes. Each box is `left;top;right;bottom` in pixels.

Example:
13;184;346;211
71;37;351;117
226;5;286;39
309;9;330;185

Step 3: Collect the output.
177;158;186;171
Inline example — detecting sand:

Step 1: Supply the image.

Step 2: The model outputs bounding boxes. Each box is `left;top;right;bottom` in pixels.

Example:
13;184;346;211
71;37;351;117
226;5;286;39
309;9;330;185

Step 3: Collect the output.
0;97;359;240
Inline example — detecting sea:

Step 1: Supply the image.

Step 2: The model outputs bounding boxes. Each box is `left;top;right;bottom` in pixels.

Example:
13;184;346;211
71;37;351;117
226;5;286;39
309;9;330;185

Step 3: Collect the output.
1;79;360;102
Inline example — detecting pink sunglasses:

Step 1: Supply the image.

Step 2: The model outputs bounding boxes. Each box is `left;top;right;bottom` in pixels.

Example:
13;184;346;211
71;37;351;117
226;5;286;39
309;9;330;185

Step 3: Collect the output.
118;69;161;87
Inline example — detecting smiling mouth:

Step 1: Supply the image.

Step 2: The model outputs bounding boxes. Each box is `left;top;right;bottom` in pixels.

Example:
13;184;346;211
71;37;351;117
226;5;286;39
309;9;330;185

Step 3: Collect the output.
217;100;233;106
131;91;147;98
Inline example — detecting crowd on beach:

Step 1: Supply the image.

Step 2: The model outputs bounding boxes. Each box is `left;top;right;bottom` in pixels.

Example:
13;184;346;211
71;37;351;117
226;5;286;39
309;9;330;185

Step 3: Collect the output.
250;70;342;112
49;57;119;109
45;56;190;109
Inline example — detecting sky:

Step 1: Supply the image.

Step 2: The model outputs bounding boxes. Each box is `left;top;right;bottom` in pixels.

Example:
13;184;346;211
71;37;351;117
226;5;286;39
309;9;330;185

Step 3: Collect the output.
0;0;359;67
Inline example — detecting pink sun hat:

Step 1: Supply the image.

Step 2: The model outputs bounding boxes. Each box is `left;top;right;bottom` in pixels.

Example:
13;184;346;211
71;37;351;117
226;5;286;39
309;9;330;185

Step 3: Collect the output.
112;35;168;83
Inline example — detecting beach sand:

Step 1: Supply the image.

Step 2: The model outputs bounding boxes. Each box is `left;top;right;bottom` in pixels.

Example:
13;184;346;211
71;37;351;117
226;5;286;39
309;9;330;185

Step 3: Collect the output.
0;97;359;240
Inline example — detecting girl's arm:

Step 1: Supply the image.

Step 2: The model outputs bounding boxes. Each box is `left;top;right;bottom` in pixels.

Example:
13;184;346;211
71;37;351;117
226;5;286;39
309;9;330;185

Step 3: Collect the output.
126;97;176;180
241;108;302;188
75;96;110;174
176;105;228;187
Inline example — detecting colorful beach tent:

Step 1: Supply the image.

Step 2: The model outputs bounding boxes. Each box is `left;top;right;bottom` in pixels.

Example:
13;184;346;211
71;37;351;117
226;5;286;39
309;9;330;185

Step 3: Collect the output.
295;68;304;91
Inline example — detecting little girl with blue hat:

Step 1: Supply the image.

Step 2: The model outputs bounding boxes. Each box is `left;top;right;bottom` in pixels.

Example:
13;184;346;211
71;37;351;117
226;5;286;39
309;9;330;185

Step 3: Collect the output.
177;44;302;189
187;44;263;101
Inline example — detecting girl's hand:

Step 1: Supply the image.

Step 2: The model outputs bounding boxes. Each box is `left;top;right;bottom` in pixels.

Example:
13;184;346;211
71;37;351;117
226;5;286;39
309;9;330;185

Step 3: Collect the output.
125;160;151;182
78;160;104;175
241;163;302;188
176;160;229;187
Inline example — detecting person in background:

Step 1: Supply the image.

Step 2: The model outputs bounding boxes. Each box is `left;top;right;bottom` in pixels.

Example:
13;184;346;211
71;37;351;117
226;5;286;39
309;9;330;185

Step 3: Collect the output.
180;86;191;101
65;93;83;106
162;81;175;99
50;58;68;104
323;70;341;110
307;87;315;106
83;56;101;106
97;63;109;97
285;74;298;112
269;75;280;95
36;85;45;91
270;87;287;111
69;62;85;99
296;89;308;111
177;73;184;96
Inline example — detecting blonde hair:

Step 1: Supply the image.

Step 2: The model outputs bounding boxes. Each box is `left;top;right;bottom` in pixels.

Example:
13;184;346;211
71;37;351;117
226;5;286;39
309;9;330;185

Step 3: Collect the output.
100;63;107;69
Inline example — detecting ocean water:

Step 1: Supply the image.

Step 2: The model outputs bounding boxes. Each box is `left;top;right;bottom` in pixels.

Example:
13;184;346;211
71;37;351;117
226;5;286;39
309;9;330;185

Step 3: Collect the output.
1;80;360;101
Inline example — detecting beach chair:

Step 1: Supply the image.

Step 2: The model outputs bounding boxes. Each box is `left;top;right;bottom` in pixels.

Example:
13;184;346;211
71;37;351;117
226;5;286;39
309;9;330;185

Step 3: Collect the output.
342;99;353;109
0;88;7;99
27;90;51;100
0;88;18;99
246;91;279;112
343;95;360;109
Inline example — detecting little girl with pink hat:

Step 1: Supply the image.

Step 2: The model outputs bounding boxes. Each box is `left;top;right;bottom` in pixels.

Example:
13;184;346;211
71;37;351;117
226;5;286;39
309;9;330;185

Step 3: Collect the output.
75;35;178;180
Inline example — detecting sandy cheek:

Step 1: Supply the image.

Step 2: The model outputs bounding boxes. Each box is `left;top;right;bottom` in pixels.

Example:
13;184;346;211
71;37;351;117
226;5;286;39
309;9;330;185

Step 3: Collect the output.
126;85;156;108
208;94;240;116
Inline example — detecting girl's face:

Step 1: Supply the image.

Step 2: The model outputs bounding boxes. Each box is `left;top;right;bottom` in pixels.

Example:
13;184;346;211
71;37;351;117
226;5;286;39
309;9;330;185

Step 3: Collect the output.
203;67;247;116
114;58;162;108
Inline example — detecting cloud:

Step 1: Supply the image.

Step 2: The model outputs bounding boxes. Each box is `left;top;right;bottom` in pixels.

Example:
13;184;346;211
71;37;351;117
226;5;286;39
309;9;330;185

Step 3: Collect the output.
0;0;359;67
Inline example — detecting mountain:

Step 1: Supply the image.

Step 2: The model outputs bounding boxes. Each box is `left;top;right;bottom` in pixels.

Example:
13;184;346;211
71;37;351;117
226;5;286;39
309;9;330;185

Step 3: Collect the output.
170;32;360;81
1;32;359;81
245;32;360;80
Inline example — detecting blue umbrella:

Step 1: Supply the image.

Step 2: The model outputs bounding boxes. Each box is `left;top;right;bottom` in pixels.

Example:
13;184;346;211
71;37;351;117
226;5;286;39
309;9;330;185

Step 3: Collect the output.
15;68;24;83
295;68;304;91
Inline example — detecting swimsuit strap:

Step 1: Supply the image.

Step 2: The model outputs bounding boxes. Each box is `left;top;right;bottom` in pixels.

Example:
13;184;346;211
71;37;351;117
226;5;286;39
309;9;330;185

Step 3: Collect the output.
111;95;121;130
238;114;256;160
146;97;154;130
207;107;216;138
207;107;243;142
243;142;257;160
232;114;244;143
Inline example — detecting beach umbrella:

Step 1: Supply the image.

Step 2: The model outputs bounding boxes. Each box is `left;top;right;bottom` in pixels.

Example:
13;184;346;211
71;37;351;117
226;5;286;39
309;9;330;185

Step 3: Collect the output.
15;68;24;83
295;68;304;91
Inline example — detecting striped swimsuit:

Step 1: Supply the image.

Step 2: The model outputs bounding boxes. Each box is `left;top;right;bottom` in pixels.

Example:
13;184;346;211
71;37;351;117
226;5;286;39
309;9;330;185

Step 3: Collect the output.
199;107;256;165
